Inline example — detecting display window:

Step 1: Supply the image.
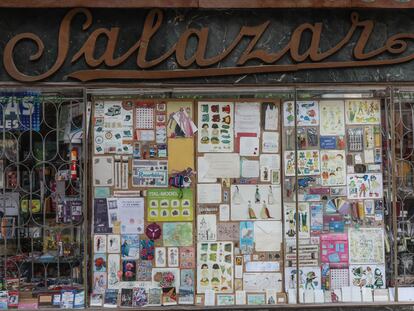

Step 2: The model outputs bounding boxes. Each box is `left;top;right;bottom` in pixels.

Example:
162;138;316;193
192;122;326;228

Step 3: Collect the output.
2;87;414;308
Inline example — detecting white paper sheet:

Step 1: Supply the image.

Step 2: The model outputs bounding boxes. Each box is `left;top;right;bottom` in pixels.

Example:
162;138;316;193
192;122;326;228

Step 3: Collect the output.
219;204;230;221
204;290;216;306
235;103;261;136
243;273;282;292
197;157;216;183
117;197;145;234
262;131;279;153
240;137;260;156
241;160;260;178
245;261;280;272
197;184;222;204
259;154;280;170
235;291;246;305
198;153;241;179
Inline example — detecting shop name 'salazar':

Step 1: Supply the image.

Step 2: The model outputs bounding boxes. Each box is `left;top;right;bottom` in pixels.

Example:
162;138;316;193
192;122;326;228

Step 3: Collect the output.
4;9;414;82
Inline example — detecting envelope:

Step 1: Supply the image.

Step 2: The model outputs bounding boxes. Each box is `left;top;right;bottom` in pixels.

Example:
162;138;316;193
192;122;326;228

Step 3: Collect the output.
254;220;282;252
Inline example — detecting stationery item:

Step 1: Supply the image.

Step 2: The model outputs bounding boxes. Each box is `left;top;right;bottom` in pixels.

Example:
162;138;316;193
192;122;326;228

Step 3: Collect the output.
167;101;196;138
107;235;121;253
348;228;385;264
262;131;279;153
285;267;321;290
121;235;140;259
320;150;346;186
243;273;282;292
314;289;325;303
320;100;345;135
147;188;193;222
235;290;246;305
230;185;281;220
284;202;310;239
347;173;383;199
374;289;389;302
163;222;193;246
247;293;266;305
103;289;119;308
240;137;260;156
93;156;114;186
304;290;315;303
320;233;349;266
362;287;373;302
179;247;195;269
198;102;234;152
241;160;260;178
254;220;283;252
217;222;240;241
330;269;349;289
168;138;194;174
117;197;144;234
93;234;107;253
240;221;254;254
198;153;240;179
263;103;279;131
284;101;319;126
107;254;121;288
197;214;217;241
349;265;386;288
347;128;364;151
284;150;320;176
217;294;235;306
152;268;180;290
132;160;168;187
167;247;179;267
345;99;381;124
197;183;222;204
235;102;261;135
197;242;233;293
204;290;215;306
219;204;230;221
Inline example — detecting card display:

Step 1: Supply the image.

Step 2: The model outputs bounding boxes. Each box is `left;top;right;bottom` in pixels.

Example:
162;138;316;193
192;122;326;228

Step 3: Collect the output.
147;188;193;222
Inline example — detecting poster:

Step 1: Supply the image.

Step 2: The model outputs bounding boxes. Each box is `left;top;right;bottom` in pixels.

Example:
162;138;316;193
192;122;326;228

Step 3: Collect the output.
147;188;193;222
320;233;349;265
284;267;321;290
197;215;217;241
347;173;383;199
319;101;345;135
166;101;197;138
117;198;145;234
345;100;381;125
132;160;168;187
152;268;180;290
349;228;385;264
94;101;133;154
230;185;282;220
349;264;386;289
284;150;320;176
283;101;319;127
163;223;193;246
284;203;310;239
320;150;346;186
93;198;111;234
108;254;121;288
243;273;282;292
198;102;234;153
197;242;233;293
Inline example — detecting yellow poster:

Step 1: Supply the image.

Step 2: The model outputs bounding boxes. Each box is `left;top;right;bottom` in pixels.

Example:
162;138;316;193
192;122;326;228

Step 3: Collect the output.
168;138;194;174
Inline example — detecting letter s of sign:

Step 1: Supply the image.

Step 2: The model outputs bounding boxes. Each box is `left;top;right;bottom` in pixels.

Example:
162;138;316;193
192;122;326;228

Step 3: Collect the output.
3;8;92;82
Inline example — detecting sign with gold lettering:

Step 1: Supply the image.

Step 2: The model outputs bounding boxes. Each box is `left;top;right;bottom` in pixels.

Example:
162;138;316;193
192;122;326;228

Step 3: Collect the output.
2;9;414;83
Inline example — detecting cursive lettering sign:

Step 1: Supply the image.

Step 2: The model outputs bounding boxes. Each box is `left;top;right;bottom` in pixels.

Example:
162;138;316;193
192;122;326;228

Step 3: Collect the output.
4;9;414;82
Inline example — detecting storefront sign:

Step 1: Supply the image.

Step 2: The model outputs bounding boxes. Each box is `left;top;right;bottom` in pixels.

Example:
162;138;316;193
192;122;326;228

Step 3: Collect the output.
3;9;414;82
0;93;40;131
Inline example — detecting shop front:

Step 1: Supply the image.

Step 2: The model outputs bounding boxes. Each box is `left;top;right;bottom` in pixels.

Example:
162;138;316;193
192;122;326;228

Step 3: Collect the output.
1;2;414;309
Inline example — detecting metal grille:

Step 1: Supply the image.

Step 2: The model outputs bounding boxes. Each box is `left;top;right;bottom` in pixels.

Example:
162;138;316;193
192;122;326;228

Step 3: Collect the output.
0;90;87;296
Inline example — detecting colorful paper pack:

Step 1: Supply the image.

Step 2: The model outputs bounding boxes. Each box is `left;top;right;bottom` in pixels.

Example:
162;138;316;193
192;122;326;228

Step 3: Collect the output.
284;203;310;239
167;101;197;138
320;233;349;266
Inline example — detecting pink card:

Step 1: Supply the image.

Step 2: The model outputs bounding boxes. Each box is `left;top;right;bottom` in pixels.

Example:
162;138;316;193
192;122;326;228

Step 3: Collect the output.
320;233;348;267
